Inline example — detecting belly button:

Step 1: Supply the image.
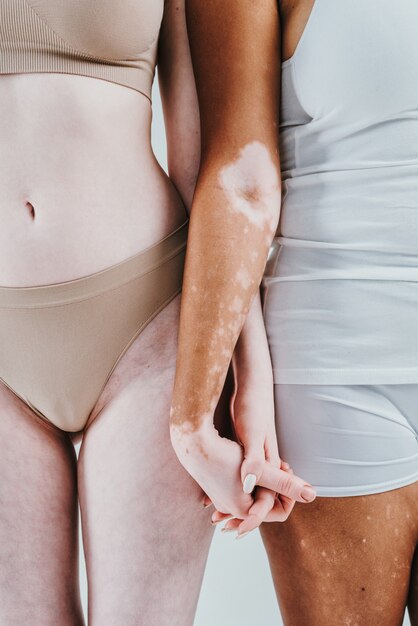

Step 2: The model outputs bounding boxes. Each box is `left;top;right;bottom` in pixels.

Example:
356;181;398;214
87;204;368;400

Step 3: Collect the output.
25;201;35;220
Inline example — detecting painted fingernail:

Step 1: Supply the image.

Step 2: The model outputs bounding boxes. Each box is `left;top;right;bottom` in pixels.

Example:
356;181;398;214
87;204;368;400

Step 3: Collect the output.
236;530;251;540
242;473;257;494
221;526;235;533
301;485;316;502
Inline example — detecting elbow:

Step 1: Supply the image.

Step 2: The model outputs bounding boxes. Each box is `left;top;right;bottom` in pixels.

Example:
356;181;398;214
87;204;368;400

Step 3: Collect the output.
216;140;282;237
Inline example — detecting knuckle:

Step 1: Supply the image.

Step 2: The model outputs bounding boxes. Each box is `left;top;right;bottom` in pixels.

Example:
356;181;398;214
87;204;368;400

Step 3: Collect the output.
275;472;293;494
274;509;290;522
246;456;264;472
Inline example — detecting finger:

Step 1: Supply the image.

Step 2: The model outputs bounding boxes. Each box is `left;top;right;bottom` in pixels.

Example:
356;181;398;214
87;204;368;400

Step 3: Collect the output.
265;463;297;521
261;463;296;521
264;430;281;466
263;494;296;521
241;433;267;494
267;464;297;521
258;460;317;503
201;493;213;508
237;487;276;535
221;518;241;533
211;510;233;524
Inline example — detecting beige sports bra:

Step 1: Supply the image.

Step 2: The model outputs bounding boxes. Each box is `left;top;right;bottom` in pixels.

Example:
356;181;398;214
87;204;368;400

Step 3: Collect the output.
0;0;165;100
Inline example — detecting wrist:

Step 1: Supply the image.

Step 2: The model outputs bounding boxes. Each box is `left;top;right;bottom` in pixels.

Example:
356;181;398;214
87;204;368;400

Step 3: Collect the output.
169;414;217;450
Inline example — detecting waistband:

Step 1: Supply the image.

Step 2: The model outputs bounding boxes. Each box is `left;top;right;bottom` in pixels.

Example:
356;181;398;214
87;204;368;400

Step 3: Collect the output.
0;219;189;308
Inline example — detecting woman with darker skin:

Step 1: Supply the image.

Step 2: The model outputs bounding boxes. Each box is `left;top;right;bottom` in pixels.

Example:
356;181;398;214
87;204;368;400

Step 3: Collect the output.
169;1;418;625
0;1;313;624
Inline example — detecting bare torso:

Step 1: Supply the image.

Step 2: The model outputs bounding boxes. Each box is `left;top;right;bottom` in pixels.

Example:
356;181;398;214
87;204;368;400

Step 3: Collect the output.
0;0;311;288
0;72;187;286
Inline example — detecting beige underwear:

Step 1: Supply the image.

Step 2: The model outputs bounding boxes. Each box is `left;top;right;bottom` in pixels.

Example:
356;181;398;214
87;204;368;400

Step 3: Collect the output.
0;220;188;440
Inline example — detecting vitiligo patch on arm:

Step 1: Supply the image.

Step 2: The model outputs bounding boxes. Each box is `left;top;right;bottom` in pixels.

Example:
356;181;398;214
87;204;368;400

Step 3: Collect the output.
169;141;281;436
218;141;281;244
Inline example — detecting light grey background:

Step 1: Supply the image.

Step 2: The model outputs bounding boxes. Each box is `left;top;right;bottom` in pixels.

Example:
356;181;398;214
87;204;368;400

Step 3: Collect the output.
74;77;411;626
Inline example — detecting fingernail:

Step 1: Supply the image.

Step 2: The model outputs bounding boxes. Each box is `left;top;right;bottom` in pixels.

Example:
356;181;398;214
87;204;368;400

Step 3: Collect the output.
301;485;316;502
221;527;235;533
212;515;233;525
242;473;257;494
236;530;251;540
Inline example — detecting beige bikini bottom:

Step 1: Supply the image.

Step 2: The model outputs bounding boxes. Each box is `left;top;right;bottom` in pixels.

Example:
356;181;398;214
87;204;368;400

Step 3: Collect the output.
0;219;189;442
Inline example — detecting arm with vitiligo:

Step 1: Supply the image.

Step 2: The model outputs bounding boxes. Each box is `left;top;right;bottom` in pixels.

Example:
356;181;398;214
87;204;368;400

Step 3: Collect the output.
168;0;316;529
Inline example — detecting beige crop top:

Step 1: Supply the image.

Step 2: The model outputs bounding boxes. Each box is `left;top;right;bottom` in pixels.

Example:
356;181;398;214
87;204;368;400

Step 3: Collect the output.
0;0;165;100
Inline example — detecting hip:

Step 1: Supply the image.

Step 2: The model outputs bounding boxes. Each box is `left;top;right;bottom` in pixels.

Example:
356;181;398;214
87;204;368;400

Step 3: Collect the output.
0;174;187;287
261;262;418;384
273;382;418;497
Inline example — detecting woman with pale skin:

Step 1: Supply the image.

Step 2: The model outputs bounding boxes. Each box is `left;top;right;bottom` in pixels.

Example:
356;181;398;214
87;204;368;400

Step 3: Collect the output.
170;0;418;625
0;0;315;624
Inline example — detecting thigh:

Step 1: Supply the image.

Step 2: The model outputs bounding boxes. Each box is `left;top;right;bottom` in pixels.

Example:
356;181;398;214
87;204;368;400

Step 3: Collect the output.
0;383;83;625
260;483;418;626
409;544;418;625
261;382;418;625
77;294;217;626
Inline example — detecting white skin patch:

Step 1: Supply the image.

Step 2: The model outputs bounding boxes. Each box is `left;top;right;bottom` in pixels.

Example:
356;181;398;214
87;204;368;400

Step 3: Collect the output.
235;267;253;289
228;295;243;313
218;141;280;233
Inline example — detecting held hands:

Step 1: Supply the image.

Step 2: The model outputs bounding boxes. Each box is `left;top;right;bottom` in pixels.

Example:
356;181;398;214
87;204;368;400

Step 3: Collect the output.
206;369;316;537
169;346;317;539
169;409;317;540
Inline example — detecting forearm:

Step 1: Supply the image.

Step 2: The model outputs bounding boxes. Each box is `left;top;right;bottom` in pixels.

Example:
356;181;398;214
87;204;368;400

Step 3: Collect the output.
169;144;280;435
231;289;274;387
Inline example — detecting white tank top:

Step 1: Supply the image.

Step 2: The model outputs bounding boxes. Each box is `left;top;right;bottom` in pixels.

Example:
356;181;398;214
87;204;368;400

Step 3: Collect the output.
262;0;418;384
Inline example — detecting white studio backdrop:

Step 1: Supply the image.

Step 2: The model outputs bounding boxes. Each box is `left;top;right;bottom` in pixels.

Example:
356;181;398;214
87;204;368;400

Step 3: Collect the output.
74;74;411;626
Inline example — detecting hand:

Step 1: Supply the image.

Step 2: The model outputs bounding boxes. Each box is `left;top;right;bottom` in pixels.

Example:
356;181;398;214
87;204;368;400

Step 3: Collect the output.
206;354;316;537
169;419;315;532
170;421;254;521
209;460;297;537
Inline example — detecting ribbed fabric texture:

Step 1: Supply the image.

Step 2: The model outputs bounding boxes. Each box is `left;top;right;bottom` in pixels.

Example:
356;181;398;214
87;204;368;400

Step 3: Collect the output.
262;0;418;384
0;0;163;99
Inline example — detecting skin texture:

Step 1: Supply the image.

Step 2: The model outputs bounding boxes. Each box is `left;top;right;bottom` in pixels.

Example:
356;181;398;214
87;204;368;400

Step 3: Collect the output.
260;484;418;626
0;2;227;624
169;0;317;532
169;138;281;433
169;0;282;435
220;0;418;623
0;387;83;625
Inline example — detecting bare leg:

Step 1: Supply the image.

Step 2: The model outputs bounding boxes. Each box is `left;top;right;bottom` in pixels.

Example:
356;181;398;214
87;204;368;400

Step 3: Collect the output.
0;383;83;625
407;541;418;625
260;482;418;626
78;294;217;626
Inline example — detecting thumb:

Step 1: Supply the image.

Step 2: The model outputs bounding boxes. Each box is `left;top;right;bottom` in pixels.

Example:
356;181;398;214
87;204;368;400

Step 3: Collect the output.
240;435;266;494
258;460;317;503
